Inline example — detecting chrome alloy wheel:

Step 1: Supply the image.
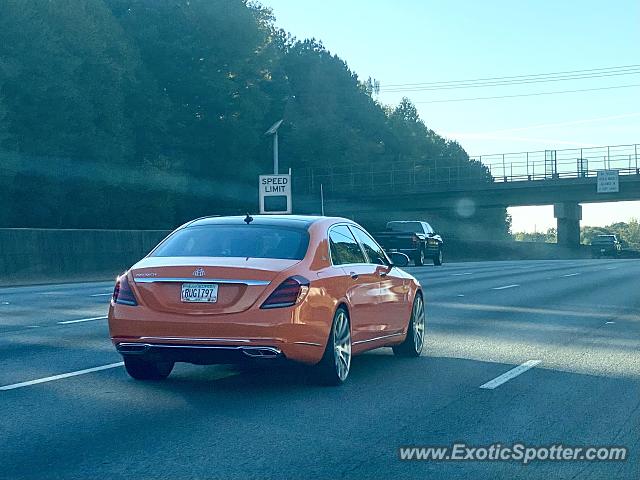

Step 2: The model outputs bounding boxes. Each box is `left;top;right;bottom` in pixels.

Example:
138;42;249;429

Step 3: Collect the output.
412;295;425;354
333;310;352;381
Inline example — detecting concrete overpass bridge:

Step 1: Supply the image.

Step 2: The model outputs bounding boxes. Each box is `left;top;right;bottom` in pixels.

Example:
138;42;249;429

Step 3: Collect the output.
294;143;640;246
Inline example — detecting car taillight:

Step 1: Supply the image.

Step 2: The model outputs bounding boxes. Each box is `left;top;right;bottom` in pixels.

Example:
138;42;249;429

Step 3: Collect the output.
112;274;137;306
260;276;310;309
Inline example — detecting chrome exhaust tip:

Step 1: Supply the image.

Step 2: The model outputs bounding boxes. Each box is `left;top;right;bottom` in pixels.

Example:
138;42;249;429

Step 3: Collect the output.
241;347;282;358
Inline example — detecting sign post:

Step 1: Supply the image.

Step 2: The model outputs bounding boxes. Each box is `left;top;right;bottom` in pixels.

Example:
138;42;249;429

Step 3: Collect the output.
264;119;283;175
259;174;292;214
597;170;619;193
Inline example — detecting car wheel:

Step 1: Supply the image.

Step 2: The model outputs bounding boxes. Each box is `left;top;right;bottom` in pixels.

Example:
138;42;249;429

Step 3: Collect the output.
433;247;443;266
314;307;352;385
414;248;425;266
123;355;174;380
393;293;425;357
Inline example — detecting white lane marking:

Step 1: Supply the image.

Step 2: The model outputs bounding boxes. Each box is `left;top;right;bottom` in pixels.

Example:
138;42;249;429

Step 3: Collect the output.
0;362;124;391
1;301;9;305
606;321;615;325
457;294;465;297
90;293;112;297
561;272;581;277
605;267;617;270
451;272;473;276
480;360;541;390
57;316;108;325
26;325;40;329
492;284;520;290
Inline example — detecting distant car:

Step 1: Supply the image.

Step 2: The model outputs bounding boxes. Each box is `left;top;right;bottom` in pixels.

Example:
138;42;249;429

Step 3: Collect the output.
374;221;444;266
108;215;425;385
591;234;621;258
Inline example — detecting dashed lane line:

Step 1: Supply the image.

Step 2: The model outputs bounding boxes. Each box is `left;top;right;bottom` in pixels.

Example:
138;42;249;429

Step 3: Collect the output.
480;360;541;390
57;316;108;325
492;284;520;290
0;362;124;391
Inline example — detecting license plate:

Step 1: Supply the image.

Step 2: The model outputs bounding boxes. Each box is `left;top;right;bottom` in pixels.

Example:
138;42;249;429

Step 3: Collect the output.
181;283;218;303
600;249;606;253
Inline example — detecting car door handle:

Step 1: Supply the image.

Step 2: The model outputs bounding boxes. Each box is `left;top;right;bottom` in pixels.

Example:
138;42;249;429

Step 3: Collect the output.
350;272;359;280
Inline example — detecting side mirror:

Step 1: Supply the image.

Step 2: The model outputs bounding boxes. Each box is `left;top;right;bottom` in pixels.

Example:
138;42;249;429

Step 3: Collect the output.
388;252;410;267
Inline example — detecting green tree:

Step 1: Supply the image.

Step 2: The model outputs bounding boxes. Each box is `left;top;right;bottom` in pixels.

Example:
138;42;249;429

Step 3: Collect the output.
513;228;557;243
0;0;511;235
582;219;640;248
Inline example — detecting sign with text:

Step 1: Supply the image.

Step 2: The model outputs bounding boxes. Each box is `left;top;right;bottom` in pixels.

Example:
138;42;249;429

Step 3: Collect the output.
259;174;292;214
597;170;619;193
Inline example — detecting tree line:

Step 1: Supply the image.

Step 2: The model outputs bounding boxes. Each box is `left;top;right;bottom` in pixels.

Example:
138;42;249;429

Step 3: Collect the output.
0;0;501;232
512;219;640;249
581;220;640;249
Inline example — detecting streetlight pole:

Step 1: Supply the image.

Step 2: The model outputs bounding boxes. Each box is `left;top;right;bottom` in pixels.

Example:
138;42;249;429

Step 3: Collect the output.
273;130;278;174
265;119;283;175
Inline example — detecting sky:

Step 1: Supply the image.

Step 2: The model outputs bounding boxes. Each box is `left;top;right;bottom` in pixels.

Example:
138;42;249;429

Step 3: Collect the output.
264;0;640;232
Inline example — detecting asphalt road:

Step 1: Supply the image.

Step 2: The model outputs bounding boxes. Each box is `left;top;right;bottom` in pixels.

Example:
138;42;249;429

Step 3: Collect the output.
1;259;638;479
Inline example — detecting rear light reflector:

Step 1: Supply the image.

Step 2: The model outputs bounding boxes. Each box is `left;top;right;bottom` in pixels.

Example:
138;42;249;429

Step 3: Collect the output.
112;274;138;306
260;276;310;309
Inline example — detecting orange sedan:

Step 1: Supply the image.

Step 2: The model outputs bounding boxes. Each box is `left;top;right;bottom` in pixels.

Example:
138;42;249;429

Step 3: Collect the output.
108;215;425;385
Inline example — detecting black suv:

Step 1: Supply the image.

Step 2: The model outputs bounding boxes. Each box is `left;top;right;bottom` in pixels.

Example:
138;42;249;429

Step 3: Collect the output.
374;221;444;266
590;234;621;258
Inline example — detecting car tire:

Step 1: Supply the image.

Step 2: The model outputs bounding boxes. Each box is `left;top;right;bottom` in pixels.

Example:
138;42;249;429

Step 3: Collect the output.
414;248;425;266
123;355;174;380
393;293;425;357
313;307;352;386
433;247;443;266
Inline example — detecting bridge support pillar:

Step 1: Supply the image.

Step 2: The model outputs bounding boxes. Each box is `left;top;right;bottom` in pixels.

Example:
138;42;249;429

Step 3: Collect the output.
554;202;582;247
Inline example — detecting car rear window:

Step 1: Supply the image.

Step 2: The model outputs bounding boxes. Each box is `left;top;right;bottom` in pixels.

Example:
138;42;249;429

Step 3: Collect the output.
593;236;616;244
387;222;423;233
151;225;309;260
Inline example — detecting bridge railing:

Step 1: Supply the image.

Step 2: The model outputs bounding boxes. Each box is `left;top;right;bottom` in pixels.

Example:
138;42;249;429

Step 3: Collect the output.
472;143;640;182
293;143;640;195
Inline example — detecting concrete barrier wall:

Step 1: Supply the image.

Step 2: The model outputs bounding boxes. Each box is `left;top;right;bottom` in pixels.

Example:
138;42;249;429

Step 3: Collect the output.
445;239;591;262
0;229;171;285
0;228;591;286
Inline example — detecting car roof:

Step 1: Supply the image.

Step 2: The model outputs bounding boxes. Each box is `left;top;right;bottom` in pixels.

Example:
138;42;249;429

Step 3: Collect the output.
186;215;352;229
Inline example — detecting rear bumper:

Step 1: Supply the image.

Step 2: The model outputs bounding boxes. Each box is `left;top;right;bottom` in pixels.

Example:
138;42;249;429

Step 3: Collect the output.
108;301;329;365
424;244;440;256
591;246;618;255
116;342;287;365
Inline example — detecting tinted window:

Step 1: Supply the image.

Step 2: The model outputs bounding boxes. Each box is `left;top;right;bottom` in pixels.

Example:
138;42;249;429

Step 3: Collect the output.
387;221;424;233
351;227;389;265
592;235;616;244
151;225;309;260
329;225;366;265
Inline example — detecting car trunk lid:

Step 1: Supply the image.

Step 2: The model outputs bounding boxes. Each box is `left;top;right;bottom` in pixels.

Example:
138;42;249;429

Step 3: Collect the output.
129;256;297;315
